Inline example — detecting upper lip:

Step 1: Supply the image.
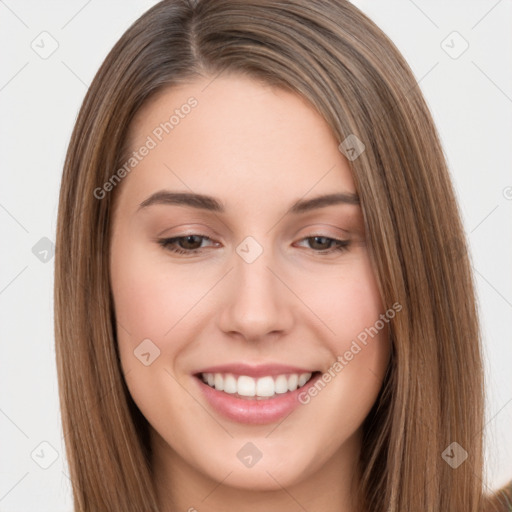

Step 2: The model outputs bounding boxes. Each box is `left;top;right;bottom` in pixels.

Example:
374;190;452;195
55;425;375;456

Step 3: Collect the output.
194;363;317;378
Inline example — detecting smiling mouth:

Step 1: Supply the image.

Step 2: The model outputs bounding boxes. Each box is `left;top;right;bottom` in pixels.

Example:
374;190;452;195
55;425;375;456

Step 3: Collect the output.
196;371;320;400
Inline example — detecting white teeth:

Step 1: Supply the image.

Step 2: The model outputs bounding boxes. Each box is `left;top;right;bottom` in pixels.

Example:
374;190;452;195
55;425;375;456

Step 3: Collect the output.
298;373;310;387
214;373;224;391
256;376;275;397
274;375;289;394
287;373;298;391
200;371;313;398
237;376;256;397
223;374;237;394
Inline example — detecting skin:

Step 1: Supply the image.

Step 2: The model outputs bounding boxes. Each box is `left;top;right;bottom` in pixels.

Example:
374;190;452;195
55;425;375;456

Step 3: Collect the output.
109;72;392;512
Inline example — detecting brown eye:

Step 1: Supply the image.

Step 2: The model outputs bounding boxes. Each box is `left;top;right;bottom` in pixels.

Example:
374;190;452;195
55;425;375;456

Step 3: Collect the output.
296;236;351;254
308;236;334;250
158;235;216;255
175;235;204;250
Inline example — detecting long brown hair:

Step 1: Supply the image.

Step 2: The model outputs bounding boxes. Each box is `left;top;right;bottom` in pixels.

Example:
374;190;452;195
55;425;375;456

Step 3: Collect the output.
54;0;501;510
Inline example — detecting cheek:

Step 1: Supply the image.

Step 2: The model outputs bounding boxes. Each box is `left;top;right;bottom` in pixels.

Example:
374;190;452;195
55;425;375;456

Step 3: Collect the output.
109;241;198;435
306;255;386;350
110;240;206;347
110;237;221;403
298;257;391;425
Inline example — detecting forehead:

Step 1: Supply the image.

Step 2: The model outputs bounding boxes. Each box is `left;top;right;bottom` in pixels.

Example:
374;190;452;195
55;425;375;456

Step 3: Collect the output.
118;73;356;215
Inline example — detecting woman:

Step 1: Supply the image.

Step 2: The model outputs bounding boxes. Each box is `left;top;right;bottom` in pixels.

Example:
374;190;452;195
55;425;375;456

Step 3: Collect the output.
54;0;511;510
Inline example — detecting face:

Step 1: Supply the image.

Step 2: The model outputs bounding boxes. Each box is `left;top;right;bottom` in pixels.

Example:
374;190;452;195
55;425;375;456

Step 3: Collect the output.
109;73;391;498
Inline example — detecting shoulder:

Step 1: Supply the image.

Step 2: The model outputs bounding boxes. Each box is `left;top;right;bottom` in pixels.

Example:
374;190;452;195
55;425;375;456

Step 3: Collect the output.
484;480;512;512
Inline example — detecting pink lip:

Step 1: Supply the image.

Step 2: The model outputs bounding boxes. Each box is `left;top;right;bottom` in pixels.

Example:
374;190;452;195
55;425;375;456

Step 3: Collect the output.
193;371;321;425
194;363;315;378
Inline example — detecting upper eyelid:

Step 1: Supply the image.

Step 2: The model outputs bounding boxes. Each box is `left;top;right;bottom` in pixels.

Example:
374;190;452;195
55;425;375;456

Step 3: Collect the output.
154;218;356;238
158;222;354;240
159;233;350;246
161;232;348;239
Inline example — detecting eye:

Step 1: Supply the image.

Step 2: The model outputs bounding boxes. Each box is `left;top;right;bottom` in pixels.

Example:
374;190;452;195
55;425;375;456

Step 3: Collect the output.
157;234;351;256
295;236;351;254
157;235;217;255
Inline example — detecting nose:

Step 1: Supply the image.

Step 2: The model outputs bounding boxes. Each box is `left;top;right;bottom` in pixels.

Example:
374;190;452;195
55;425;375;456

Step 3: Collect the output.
217;243;294;343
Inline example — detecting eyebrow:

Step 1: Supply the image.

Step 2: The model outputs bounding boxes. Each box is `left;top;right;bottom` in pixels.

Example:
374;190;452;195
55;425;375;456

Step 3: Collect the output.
137;190;360;214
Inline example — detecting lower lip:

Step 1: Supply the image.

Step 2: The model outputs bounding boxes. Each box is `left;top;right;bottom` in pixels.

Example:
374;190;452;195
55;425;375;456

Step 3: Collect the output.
194;373;321;425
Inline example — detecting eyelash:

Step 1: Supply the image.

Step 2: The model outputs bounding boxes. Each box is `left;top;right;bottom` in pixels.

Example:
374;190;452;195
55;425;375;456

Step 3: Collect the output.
157;234;351;256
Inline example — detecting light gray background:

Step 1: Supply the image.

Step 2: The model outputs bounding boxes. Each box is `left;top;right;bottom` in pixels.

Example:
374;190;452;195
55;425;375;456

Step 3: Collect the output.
1;1;511;510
